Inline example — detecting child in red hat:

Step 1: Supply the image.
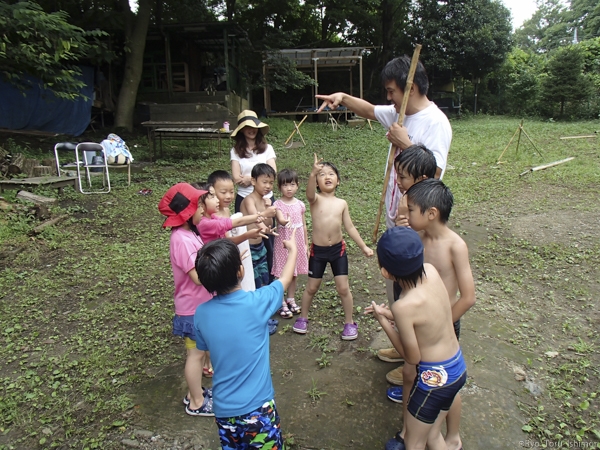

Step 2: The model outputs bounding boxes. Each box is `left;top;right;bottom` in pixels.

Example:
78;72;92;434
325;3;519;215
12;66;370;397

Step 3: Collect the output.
158;183;214;417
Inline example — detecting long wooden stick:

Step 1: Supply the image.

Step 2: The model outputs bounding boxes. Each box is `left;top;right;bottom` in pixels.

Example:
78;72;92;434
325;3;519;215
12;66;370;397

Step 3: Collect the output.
372;44;422;243
559;135;597;140
519;157;574;176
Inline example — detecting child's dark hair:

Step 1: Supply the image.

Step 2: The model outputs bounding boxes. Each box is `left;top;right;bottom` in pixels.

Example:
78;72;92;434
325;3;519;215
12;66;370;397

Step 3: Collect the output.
394;145;437;180
207;170;233;186
195;239;242;295
381;56;429;96
406;179;454;223
381;264;426;289
316;162;340;192
277;168;299;188
191;181;213;205
251;163;276;179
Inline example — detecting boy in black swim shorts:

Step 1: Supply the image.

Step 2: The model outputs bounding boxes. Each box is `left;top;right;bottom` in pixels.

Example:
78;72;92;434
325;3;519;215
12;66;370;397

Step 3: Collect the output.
293;153;373;340
366;227;466;450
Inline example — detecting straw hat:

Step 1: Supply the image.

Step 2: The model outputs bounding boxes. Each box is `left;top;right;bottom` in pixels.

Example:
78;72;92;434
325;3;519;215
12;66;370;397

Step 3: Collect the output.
158;183;207;228
230;110;269;137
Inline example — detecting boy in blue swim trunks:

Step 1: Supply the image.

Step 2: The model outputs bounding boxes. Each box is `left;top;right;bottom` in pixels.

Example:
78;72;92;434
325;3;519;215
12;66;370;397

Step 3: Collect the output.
367;227;467;450
194;228;299;450
240;163;278;288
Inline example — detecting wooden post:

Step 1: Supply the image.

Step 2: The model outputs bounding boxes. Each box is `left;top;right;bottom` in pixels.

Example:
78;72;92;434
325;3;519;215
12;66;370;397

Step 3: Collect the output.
515;119;523;155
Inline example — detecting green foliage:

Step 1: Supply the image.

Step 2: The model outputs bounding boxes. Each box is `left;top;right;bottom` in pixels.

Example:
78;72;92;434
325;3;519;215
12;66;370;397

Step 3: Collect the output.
515;0;571;53
411;0;512;79
541;45;595;118
0;1;111;100
493;48;545;116
252;52;316;93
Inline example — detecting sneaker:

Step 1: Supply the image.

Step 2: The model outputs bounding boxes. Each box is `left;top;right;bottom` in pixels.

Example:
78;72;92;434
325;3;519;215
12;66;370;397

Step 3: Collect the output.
293;317;308;334
341;322;358;341
268;321;278;336
377;347;404;363
385;432;406;450
387;386;403;403
182;388;212;406
185;395;214;417
386;366;404;385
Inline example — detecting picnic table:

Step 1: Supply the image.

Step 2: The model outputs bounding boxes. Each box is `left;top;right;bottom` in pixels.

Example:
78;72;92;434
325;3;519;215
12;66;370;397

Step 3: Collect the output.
141;121;230;158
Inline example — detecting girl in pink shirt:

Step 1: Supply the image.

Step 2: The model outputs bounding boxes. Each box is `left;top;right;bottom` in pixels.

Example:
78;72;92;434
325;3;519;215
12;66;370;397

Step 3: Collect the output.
158;183;214;417
272;169;309;318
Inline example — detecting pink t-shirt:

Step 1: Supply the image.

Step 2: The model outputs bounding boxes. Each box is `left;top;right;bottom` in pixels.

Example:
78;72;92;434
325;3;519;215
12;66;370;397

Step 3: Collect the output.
170;227;212;315
197;214;233;243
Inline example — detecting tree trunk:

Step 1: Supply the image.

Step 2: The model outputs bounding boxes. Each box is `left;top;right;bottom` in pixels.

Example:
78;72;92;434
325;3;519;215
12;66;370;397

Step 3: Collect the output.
380;0;395;68
114;0;153;131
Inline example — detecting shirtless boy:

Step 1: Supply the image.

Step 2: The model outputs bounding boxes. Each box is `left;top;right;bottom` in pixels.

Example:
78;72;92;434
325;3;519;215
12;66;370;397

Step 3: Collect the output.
367;226;467;450
292;153;373;340
240;163;278;288
402;178;476;450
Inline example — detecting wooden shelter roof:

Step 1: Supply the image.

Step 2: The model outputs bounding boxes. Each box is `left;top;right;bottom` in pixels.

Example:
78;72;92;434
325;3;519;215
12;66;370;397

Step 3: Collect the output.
265;47;365;69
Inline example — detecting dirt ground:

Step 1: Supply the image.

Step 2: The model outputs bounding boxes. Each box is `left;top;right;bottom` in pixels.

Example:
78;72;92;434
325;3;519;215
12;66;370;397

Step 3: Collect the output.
99;185;600;450
2;126;599;449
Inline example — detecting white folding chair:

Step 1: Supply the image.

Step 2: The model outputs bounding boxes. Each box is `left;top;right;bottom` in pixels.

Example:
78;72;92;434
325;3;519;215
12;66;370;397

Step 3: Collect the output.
75;142;111;194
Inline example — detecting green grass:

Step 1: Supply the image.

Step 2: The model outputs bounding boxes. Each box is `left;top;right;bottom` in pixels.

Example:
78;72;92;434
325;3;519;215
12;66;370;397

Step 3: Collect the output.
1;115;600;447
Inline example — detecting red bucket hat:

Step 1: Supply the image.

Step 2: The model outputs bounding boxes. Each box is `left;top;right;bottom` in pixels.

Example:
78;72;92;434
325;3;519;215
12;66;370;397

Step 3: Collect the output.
158;183;207;228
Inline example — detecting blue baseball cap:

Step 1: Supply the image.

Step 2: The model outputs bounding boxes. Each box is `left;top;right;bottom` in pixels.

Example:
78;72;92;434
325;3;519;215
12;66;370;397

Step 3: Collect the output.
377;227;424;277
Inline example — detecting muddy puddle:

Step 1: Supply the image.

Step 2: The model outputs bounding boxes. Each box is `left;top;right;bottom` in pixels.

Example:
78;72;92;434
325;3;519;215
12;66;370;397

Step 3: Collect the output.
132;307;531;449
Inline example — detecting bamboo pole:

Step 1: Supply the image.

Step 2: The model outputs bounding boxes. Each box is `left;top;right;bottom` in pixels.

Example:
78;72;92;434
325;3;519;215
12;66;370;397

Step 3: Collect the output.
372;44;422;243
559;135;597;140
519;157;574;177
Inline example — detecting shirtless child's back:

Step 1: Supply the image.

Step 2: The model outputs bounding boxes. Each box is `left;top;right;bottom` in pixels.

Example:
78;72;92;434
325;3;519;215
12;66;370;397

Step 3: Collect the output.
292;153;373;340
240;163;278;287
405;178;475;450
368;227;467;450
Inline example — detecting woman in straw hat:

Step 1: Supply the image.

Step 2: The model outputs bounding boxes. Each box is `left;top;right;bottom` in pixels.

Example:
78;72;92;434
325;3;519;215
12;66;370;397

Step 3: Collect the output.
230;110;277;282
230;110;277;212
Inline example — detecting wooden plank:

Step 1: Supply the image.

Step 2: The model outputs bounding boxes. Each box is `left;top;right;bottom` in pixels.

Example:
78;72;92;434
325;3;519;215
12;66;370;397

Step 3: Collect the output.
16;191;57;205
0;176;77;192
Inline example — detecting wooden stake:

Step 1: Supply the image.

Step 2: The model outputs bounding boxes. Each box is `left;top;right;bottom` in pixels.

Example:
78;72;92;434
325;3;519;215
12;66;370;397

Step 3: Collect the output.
519;157;574;176
372;44;422;243
284;115;308;146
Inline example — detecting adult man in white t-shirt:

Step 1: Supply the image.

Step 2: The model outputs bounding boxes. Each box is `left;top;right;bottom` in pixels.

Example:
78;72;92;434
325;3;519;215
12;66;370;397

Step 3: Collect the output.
316;55;451;271
316;55;452;364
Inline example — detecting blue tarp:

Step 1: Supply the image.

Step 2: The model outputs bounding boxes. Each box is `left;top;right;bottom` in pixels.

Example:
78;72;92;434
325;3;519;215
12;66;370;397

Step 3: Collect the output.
0;66;94;136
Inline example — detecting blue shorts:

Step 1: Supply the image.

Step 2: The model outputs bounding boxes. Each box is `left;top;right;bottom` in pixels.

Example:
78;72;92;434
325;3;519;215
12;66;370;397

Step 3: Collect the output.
215;399;283;450
172;314;195;340
408;348;467;424
308;241;348;279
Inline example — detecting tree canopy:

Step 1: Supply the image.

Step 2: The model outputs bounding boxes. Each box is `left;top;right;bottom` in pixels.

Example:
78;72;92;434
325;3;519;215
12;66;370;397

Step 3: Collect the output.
0;1;110;100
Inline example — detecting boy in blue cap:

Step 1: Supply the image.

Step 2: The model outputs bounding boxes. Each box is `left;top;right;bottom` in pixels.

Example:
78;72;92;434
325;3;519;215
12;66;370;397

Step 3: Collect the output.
366;227;467;450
